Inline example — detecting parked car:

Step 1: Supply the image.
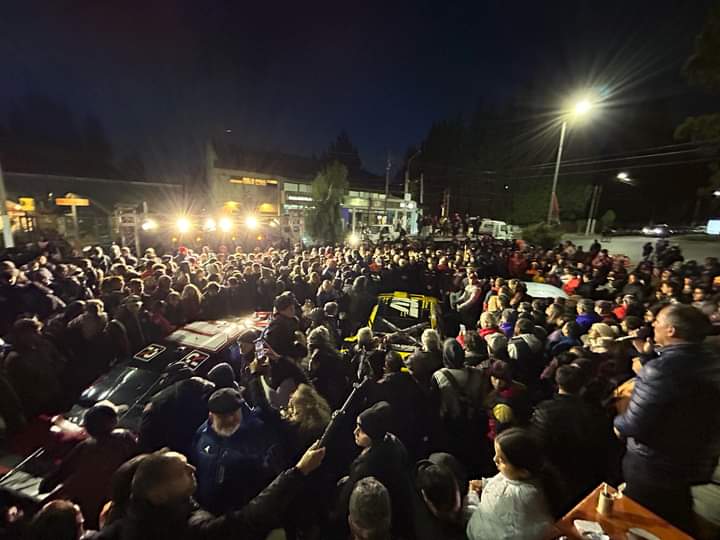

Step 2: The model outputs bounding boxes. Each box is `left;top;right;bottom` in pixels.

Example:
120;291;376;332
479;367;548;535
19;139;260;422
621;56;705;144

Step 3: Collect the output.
0;313;271;508
344;292;442;358
641;224;672;237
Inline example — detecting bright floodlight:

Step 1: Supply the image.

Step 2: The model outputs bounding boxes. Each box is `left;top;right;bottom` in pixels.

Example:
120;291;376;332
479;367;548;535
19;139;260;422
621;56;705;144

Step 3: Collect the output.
245;215;258;230
573;98;592;116
204;218;217;231
617;172;629;181
176;217;191;233
219;217;233;232
714;190;720;197
141;219;158;231
348;232;360;246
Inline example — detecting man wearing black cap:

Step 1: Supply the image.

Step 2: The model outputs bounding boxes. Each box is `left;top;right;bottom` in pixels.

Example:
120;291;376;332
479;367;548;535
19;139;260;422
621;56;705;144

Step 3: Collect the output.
338;401;416;538
191;387;280;514
263;292;299;358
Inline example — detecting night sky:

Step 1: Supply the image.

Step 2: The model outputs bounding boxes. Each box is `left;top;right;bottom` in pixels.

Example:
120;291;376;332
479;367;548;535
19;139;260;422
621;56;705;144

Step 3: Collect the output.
0;0;715;177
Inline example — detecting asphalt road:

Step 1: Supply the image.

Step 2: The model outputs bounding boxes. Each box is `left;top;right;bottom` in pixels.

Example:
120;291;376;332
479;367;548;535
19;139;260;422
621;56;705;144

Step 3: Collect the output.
563;234;720;265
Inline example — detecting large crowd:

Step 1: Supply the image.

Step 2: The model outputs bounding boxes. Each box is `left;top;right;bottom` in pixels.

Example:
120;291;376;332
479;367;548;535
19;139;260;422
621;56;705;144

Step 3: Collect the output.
1;234;720;540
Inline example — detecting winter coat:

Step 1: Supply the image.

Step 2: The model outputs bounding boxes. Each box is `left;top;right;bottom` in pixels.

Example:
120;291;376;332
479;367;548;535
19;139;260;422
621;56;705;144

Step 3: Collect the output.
39;430;138;529
576;312;602;334
90;466;307;540
191;408;280;514
369;371;429;460
531;394;611;500
406;349;443;391
338;434;416;538
263;314;299;358
614;343;720;484
507;334;544;386
4;339;66;416
139;377;214;456
308;348;351;410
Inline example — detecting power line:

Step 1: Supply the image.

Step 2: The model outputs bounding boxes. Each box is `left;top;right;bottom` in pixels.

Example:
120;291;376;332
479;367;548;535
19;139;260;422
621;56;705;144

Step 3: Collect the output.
509;156;717;182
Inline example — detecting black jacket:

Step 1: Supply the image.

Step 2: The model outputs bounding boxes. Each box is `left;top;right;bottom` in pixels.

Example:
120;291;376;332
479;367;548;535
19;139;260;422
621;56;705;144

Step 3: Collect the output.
339;434;416;538
369;371;429;460
614;343;720;483
531;393;611;499
90;467;306;540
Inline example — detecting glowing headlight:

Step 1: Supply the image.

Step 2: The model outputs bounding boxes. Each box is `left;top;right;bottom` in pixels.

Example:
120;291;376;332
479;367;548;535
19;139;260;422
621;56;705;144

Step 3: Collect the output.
348;232;360;246
141;219;158;231
219;217;233;232
176;217;191;233
245;215;258;230
204;218;217;231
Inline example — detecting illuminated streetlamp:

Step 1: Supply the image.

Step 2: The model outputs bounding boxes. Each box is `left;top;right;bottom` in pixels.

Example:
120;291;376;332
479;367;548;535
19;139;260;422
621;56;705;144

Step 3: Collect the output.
547;95;596;224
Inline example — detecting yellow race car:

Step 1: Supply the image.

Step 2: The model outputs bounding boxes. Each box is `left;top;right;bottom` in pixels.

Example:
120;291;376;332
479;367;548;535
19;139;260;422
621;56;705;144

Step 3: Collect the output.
346;291;443;358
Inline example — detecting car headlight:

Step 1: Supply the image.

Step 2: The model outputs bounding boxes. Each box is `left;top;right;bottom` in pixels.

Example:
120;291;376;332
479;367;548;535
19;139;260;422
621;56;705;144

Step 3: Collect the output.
642;227;650;234
176;217;191;233
141;219;158;231
219;217;233;232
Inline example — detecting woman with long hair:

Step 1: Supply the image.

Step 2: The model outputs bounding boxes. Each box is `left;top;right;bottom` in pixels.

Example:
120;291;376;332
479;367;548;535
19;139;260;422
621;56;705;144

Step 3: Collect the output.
285;383;332;452
307;326;351;410
180;283;202;323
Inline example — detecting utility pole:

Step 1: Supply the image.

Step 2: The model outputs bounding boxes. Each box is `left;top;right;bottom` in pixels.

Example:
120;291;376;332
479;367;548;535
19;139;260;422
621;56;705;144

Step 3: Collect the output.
547;120;567;224
419;173;424;205
384;153;391;218
404;149;421;198
0;158;15;248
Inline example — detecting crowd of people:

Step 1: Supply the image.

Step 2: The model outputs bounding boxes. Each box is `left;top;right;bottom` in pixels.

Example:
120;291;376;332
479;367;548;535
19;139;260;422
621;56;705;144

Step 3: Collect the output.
1;234;720;540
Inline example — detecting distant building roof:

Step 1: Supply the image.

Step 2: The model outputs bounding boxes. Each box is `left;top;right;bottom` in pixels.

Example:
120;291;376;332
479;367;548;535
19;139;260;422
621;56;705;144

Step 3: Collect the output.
212;141;384;190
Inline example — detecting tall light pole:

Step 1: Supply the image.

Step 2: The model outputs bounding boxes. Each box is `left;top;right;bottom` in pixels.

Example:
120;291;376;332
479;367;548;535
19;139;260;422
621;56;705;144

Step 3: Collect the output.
0;158;14;248
546;97;595;224
404;149;421;196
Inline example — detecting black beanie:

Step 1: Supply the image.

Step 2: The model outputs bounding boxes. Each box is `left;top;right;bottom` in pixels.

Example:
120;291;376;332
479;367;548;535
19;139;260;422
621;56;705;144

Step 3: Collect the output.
358;401;392;441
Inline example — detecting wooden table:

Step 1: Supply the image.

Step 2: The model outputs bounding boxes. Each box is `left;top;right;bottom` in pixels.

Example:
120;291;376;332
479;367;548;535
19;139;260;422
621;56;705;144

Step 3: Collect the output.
550;484;693;540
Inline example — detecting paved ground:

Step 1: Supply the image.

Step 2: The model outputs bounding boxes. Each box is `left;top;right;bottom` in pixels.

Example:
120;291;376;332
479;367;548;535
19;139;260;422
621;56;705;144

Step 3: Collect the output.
563;234;720;265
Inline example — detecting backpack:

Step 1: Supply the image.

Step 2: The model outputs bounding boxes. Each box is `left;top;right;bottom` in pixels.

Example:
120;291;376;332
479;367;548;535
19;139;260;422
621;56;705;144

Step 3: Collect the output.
441;367;489;422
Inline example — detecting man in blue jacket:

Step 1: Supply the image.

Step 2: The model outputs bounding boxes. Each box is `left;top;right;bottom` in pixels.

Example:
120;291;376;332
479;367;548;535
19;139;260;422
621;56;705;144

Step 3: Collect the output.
191;388;281;514
614;304;720;533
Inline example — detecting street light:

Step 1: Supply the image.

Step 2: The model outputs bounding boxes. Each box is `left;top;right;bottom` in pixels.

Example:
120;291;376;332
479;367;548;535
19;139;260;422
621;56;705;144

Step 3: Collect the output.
616;172;629;181
547;95;596;224
714;189;720;197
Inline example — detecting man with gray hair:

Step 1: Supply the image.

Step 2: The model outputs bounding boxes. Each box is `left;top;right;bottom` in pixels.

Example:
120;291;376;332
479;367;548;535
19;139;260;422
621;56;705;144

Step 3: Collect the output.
614;304;720;533
348;477;392;540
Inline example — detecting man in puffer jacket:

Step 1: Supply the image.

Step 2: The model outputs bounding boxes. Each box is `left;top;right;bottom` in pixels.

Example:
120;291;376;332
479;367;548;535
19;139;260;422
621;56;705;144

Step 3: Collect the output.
614;304;720;533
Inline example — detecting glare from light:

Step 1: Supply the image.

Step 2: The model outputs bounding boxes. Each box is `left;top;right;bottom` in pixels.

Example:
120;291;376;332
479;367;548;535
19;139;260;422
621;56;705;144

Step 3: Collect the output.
141;219;158;231
617;172;629;181
714;190;720;197
219;217;233;232
245;215;258;230
348;232;360;246
573;98;592;116
176;217;191;233
204;218;217;231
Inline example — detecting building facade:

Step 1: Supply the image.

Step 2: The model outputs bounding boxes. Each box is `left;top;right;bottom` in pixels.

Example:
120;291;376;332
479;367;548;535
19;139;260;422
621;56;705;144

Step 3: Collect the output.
208;144;419;240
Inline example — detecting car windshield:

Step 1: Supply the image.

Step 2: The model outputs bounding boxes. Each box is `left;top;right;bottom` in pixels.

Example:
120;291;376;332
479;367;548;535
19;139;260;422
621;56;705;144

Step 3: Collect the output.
372;296;432;333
